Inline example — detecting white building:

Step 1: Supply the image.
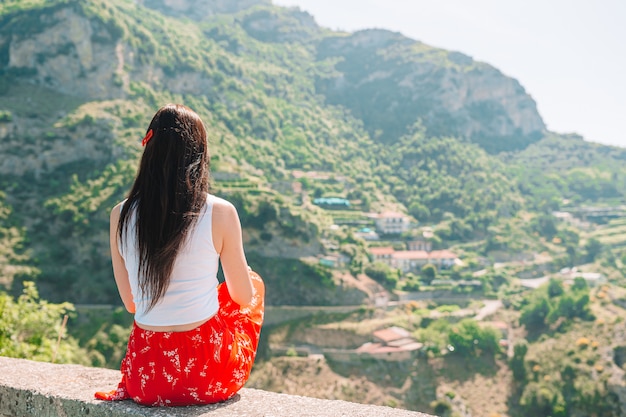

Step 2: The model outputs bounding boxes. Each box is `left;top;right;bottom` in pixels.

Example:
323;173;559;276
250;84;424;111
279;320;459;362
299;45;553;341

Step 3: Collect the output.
407;238;432;252
375;211;410;235
369;247;459;273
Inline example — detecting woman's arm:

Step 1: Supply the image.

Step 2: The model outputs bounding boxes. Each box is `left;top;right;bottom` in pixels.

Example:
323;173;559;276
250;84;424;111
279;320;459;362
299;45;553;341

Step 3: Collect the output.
212;200;254;306
110;203;136;313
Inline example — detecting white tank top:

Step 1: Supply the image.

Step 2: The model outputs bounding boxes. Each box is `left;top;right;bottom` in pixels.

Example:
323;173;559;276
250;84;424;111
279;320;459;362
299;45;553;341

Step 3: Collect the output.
119;194;221;326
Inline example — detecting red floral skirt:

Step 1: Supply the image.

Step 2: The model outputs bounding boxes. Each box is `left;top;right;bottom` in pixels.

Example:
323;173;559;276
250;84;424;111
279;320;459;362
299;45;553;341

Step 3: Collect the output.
95;272;264;406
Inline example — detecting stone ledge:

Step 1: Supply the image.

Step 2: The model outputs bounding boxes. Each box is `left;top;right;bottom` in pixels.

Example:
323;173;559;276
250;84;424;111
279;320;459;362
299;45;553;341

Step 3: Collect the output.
0;357;433;417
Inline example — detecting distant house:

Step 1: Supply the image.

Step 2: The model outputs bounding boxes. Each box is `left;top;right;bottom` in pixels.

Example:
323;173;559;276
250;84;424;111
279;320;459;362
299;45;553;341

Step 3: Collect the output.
355;228;380;241
574;272;606;287
560;268;607;287
355;326;423;362
368;247;459;273
392;250;430;272
373;327;412;344
407;238;432;252
313;197;350;208
375;211;410;235
552;211;574;222
370;246;395;262
319;254;350;269
424;250;458;270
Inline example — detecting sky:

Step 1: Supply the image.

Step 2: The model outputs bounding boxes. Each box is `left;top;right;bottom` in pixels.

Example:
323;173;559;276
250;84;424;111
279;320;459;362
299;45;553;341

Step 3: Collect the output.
272;0;626;148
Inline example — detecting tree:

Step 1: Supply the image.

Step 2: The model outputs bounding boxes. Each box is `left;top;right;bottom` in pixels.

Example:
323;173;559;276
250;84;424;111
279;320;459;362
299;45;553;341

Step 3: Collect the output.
520;382;567;417
532;214;558;240
547;294;576;324
448;319;501;357
510;340;528;381
421;263;437;285
520;295;551;330
571;277;588;292
408;201;430;222
557;228;580;246
365;262;398;289
547;278;564;298
584;238;603;263
565;245;577;266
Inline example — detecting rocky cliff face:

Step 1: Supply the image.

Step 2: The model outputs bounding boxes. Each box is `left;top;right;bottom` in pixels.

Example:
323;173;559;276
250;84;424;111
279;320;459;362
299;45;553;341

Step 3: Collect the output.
0;4;219;103
316;29;546;152
1;7;127;100
0;3;217;178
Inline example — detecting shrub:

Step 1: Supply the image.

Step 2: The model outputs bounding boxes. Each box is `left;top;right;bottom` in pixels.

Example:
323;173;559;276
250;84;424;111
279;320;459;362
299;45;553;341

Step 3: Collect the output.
0;282;87;364
431;399;452;416
519;382;566;417
520;295;551;329
0;110;12;122
547;279;564;298
510;340;528;380
365;262;399;289
447;319;501;357
421;263;437;284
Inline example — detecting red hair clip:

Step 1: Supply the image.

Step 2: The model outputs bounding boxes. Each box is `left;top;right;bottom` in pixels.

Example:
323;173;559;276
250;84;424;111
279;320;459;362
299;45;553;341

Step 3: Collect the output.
141;129;154;147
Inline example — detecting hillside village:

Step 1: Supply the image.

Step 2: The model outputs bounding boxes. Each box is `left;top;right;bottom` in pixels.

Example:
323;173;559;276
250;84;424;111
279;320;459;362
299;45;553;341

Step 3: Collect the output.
215;167;616;302
251;169;623;370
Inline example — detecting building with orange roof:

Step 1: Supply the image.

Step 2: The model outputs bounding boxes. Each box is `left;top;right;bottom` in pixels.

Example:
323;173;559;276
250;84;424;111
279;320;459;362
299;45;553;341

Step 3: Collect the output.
355;326;423;362
368;247;458;272
369;246;395;262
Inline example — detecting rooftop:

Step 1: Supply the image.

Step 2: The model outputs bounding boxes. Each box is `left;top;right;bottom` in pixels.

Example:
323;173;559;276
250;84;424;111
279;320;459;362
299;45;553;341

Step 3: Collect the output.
373;326;412;343
376;211;408;219
370;246;395;255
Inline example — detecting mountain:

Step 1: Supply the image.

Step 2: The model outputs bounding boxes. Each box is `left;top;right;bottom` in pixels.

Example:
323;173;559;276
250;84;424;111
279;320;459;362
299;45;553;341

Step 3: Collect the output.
316;29;546;152
0;0;625;306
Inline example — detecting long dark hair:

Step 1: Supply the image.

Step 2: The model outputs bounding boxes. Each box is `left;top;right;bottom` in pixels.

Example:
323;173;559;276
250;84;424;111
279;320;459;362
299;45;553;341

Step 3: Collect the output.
119;104;210;310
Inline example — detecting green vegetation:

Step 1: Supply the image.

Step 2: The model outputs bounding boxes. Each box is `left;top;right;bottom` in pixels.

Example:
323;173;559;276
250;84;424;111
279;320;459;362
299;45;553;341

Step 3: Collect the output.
518;279;593;333
1;1;626;416
0;280;133;369
0;281;87;364
505;133;626;208
380;128;522;229
447;319;501;357
364;262;399;289
1;0;623;304
0;192;38;288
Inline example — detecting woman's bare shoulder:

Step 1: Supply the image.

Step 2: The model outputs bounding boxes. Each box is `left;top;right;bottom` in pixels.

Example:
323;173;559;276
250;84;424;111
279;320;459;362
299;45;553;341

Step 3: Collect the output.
209;195;238;220
110;201;124;219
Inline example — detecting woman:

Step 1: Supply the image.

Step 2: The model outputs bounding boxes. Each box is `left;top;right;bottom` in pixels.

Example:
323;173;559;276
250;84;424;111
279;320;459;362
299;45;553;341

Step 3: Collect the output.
95;104;264;406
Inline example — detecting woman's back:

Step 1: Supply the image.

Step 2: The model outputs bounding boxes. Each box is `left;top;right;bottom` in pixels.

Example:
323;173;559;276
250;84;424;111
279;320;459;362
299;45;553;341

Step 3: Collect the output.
96;104;264;406
120;194;222;328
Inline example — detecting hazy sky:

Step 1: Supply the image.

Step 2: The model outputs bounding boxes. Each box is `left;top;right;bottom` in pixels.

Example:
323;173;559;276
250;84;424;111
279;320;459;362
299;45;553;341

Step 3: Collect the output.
272;0;626;148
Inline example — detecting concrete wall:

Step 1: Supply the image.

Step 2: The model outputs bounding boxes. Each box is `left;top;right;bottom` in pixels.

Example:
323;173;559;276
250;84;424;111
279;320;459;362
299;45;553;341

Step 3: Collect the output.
0;356;434;417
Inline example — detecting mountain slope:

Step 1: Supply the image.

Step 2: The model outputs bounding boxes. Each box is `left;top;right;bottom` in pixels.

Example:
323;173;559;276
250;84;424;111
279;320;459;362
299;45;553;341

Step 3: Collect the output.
315;29;546;152
0;0;624;306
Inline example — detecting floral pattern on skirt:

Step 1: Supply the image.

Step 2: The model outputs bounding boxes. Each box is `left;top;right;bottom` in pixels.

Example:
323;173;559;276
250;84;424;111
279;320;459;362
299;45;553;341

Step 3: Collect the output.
95;272;264;406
